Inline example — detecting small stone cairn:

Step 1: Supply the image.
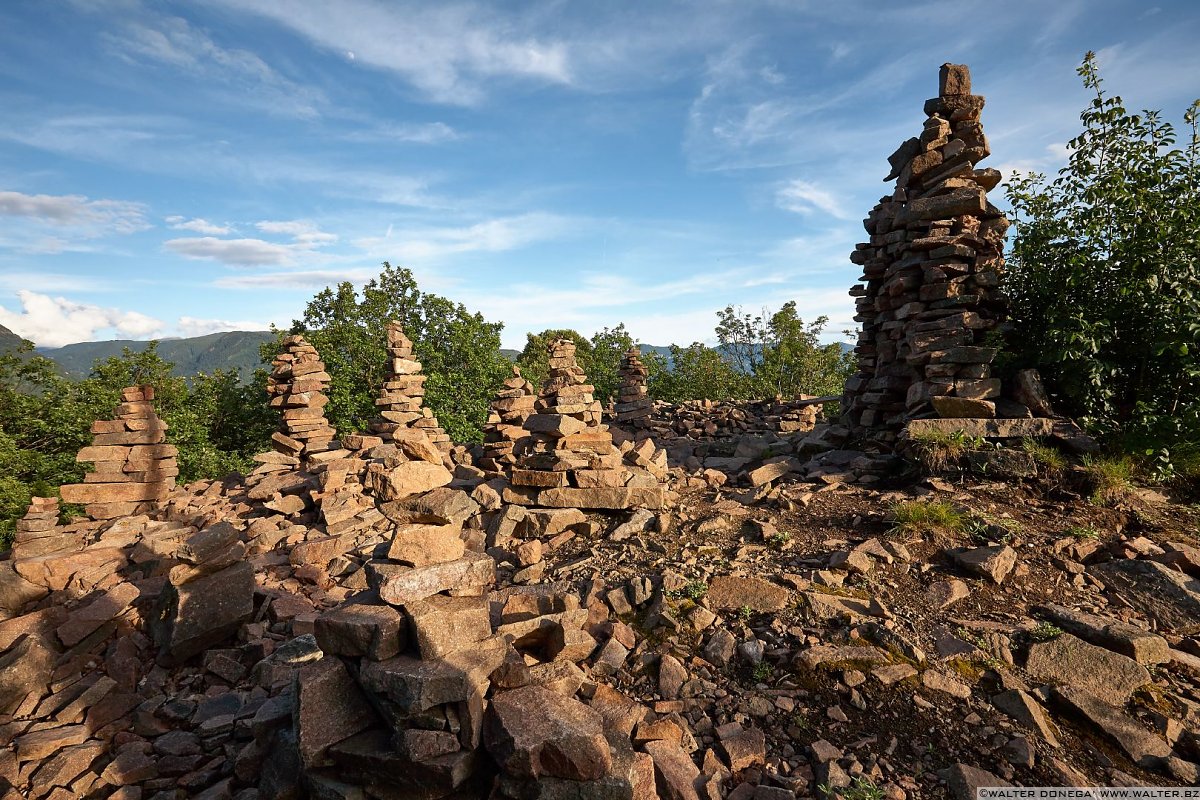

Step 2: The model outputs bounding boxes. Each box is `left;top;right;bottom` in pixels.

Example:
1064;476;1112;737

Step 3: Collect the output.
505;339;665;510
10;497;62;559
479;366;538;472
266;335;338;460
60;385;178;520
841;63;1014;446
369;322;451;453
612;347;653;429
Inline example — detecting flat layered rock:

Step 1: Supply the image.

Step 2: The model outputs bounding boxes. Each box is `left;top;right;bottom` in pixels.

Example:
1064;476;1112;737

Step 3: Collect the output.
1051;686;1171;764
706;575;790;611
1089;559;1200;635
386;523;465;567
314;601;405;661
376;550;495;607
1025;633;1151;705
404;595;492;659
295;657;377;768
905;418;1055;439
1035;603;1171;665
359;638;507;713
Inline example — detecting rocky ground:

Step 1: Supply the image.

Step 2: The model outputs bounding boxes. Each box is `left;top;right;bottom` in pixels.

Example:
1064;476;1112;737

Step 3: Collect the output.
2;403;1199;800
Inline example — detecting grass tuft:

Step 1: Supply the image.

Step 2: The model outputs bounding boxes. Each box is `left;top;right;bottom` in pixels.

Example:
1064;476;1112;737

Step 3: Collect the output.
889;499;966;535
908;429;983;474
1082;455;1136;505
1021;437;1068;479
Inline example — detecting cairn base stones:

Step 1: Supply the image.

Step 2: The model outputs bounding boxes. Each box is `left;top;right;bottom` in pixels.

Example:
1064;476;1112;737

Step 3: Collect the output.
266;335;337;460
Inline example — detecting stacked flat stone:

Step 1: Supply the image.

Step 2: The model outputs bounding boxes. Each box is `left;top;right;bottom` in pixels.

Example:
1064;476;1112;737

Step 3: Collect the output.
370;322;451;453
60;385;178;520
480;366;537;471
841;63;1011;446
505;339;665;511
267;335;337;459
10;498;64;559
613;347;652;428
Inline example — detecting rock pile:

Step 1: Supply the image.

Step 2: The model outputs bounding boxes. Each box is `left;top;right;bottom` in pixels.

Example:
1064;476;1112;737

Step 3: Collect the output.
479;367;538;472
841;63;1015;446
369;322;451;453
59;385;178;520
266;335;338;460
505;339;667;511
613;347;653;429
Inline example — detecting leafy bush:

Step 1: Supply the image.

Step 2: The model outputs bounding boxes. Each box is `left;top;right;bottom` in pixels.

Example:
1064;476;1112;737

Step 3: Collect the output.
278;263;510;444
1005;54;1200;475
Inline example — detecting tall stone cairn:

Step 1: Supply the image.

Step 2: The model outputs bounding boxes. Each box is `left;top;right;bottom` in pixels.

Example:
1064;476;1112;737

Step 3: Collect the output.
613;347;652;429
480;366;537;471
507;339;665;510
59;385;178;520
369;322;451;452
841;63;1011;446
267;335;337;459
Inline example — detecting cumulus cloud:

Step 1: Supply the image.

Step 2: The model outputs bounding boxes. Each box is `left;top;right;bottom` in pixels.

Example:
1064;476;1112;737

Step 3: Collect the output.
166;215;231;235
0;290;163;347
0;190;148;234
164;236;297;266
775;180;850;219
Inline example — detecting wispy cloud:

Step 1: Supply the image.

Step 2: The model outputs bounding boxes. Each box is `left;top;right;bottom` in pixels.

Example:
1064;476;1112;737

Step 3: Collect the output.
343;122;462;144
353;212;571;261
211;0;571;105
0;289;163;347
775;179;851;219
164;236;298;266
255;220;338;245
103;13;325;117
166;215;231;235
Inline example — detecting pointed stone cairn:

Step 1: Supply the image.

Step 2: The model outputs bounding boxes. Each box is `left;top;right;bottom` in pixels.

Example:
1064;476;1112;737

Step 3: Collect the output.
369;322;451;453
266;335;337;460
507;339;665;510
841;63;1011;446
10;497;63;558
613;347;653;429
480;366;538;472
59;385;178;521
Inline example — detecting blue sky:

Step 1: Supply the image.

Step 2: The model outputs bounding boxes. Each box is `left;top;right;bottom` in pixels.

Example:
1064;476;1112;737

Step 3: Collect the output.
0;1;1197;349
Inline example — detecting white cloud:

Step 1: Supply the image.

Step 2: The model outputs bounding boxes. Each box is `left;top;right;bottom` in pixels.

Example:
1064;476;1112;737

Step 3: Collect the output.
776;180;851;219
0;190;148;234
175;316;269;336
166;216;231;235
164;236;298;266
0;290;163;347
210;0;571;105
214;268;380;290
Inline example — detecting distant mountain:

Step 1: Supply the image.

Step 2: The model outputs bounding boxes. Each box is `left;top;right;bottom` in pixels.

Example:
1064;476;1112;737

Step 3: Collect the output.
0;323;26;356
38;330;275;381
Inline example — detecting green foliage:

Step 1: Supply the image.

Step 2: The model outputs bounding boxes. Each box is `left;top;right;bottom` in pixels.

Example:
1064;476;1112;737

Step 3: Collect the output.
1065;524;1101;539
1028;622;1064;642
1004;53;1200;465
666;580;708;602
715;302;853;399
889;500;966;535
281;263;510;444
820;776;885;800
0;339;273;550
650;342;744;403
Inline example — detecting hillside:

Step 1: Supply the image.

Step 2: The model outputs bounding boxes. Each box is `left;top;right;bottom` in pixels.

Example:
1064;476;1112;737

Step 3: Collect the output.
37;330;275;380
0;323;27;355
